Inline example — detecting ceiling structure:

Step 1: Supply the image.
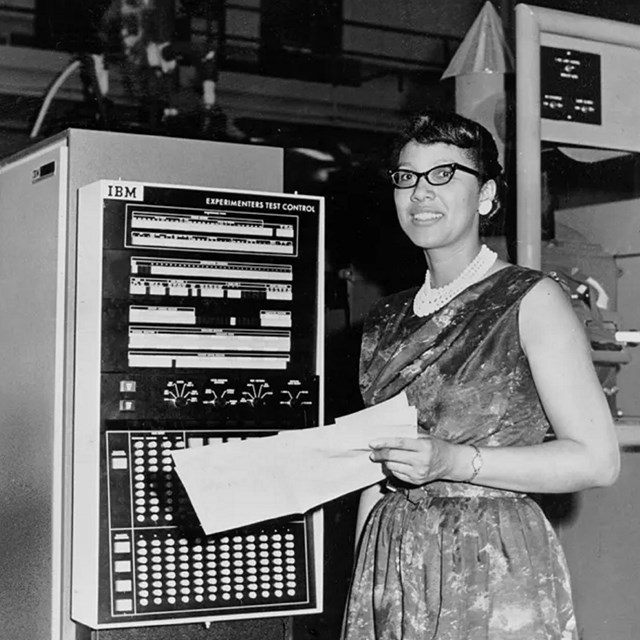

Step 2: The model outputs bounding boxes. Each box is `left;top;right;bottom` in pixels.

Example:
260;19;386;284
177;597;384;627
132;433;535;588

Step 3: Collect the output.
1;0;640;290
2;1;640;146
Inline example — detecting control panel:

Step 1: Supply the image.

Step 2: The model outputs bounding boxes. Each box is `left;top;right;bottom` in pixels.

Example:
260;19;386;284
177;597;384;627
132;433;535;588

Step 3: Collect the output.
72;181;324;628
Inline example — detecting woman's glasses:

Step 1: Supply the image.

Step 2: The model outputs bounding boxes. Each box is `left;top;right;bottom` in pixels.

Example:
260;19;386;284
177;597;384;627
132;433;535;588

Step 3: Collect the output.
388;163;480;189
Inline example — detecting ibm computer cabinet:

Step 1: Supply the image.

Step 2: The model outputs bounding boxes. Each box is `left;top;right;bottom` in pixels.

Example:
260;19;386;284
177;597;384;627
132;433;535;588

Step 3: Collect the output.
0;129;324;640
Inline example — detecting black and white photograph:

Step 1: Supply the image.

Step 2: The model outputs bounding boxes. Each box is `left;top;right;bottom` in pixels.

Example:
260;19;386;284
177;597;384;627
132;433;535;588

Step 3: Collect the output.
1;2;639;639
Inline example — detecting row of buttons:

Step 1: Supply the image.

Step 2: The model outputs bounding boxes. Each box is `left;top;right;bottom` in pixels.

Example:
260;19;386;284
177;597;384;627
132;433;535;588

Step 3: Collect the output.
112;528;302;614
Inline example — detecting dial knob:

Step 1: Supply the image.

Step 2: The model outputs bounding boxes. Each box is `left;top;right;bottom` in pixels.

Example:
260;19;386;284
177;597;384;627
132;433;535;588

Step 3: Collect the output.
203;378;235;407
163;380;198;409
241;379;273;408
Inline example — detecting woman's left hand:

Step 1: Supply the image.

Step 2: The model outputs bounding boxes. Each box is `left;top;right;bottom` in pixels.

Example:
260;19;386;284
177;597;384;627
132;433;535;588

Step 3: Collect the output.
368;436;453;485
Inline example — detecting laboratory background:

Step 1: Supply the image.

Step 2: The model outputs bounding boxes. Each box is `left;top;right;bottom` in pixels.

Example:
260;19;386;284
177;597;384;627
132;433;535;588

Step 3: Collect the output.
1;1;640;639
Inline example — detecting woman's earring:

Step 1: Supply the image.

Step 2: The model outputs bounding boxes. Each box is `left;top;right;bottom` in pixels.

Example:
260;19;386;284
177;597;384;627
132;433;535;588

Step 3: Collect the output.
478;200;493;216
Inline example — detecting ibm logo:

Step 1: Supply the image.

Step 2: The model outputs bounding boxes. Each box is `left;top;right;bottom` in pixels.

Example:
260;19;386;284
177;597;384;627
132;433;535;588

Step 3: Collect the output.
105;183;144;201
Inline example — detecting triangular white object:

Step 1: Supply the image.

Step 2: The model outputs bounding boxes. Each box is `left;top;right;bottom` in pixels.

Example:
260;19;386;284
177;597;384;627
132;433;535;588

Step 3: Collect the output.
441;1;514;79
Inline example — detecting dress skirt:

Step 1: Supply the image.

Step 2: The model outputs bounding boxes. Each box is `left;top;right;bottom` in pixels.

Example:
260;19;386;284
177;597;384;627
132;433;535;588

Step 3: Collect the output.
341;482;577;640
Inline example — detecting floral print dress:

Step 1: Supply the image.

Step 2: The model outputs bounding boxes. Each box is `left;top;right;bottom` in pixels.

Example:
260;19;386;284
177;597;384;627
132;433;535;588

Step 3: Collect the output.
342;266;577;640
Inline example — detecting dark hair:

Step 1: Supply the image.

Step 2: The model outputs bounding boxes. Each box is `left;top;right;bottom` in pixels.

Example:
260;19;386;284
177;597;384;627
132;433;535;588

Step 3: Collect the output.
392;110;502;178
391;110;505;218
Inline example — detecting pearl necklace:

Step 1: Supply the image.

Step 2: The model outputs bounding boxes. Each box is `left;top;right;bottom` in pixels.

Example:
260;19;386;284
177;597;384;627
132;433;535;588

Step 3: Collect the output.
413;244;498;317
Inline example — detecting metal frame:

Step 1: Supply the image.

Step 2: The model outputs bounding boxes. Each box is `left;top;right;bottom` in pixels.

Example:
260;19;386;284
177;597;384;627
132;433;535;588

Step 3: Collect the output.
515;4;640;268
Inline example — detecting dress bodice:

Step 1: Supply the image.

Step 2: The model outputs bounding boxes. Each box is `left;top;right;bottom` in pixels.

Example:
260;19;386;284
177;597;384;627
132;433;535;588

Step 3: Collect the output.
359;265;551;447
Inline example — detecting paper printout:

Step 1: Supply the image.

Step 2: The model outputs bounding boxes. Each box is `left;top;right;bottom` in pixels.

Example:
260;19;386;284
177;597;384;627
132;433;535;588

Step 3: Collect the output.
172;394;418;534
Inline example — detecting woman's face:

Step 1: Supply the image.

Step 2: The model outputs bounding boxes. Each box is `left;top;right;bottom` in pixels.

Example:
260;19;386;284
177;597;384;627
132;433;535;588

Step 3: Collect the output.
393;140;492;252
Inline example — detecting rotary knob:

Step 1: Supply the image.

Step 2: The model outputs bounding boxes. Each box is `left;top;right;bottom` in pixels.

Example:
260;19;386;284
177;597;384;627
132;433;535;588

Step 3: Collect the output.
163;380;198;409
280;381;311;409
241;379;273;408
203;378;236;407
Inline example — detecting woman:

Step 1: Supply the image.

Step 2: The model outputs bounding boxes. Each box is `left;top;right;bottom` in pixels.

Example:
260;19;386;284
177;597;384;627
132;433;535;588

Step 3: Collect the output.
341;111;620;640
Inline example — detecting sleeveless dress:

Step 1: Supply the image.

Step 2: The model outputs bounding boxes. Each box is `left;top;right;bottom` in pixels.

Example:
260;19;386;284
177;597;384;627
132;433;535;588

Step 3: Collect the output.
341;265;578;640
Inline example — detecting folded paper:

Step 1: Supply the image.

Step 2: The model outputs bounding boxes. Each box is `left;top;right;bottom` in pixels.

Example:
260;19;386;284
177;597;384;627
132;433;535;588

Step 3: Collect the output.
172;393;417;534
